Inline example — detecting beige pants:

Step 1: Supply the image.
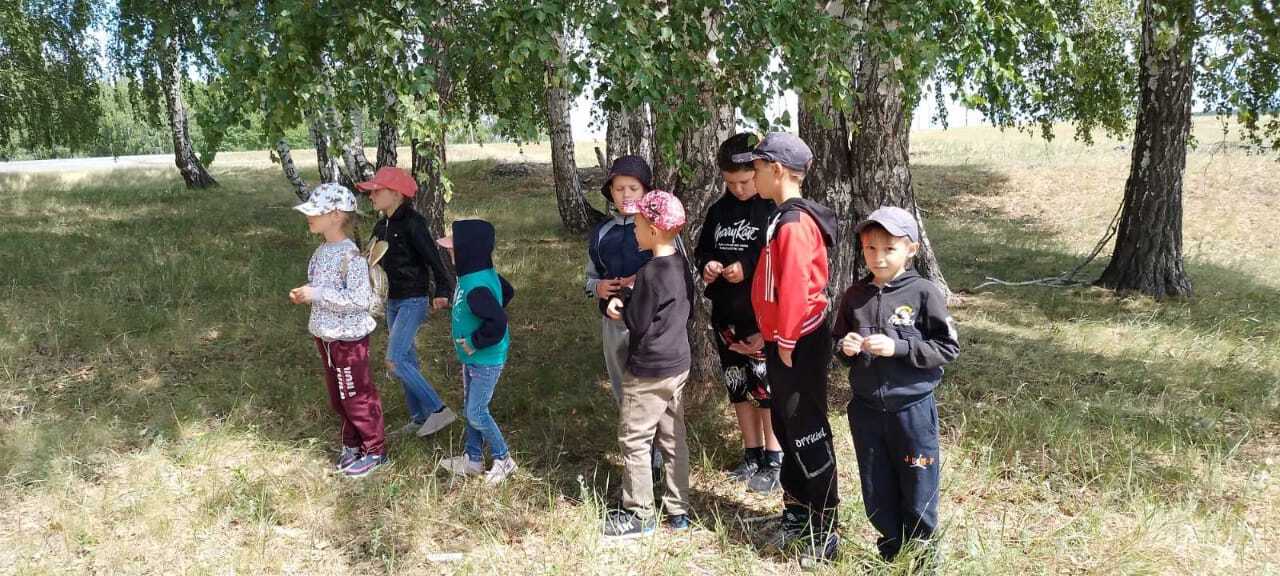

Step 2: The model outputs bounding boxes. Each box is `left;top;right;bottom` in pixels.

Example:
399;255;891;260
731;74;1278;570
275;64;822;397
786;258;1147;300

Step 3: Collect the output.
619;369;691;518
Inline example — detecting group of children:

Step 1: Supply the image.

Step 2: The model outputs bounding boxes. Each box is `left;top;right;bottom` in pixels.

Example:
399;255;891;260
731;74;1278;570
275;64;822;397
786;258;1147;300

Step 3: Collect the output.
290;130;959;568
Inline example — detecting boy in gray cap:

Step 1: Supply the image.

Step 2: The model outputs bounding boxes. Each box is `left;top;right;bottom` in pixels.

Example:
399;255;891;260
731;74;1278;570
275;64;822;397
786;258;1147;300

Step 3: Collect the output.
833;206;960;565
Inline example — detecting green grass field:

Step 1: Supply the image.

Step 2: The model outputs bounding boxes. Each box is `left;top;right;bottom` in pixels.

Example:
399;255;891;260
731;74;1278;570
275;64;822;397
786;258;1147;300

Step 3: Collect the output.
1;122;1277;575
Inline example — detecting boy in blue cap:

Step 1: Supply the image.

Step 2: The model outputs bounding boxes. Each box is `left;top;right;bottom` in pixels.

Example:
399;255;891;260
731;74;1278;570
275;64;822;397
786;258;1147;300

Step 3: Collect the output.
833;206;960;564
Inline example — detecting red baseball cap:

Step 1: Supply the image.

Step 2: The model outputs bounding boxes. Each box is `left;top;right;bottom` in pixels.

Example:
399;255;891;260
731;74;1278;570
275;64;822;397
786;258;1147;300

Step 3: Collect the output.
355;167;418;198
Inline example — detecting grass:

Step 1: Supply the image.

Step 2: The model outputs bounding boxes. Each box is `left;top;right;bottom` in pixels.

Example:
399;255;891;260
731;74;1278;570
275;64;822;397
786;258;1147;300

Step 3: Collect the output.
1;120;1277;575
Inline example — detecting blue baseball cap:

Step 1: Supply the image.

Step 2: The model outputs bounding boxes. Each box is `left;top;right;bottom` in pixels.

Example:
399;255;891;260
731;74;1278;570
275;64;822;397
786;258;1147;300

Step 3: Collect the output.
854;206;920;243
730;132;813;173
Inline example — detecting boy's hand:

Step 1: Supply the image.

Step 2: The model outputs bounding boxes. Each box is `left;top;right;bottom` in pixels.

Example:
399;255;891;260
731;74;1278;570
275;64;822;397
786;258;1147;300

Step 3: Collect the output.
605;297;625;320
840;332;864;356
619;275;636;288
702;261;724;284
778;347;793;367
432;297;450;310
289;286;314;305
455;338;474;356
595;278;622;299
862;334;897;357
722;262;745;284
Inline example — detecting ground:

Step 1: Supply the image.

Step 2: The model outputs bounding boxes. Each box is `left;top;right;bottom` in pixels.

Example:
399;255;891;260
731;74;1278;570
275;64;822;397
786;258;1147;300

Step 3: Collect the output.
1;121;1277;575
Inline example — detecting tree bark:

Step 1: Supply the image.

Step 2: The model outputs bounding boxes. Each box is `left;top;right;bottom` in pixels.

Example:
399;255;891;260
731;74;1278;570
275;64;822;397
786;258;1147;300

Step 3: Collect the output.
377;92;399;169
411;134;448;239
341;107;375;183
800;1;948;297
1097;0;1194;298
545;30;605;234
309;113;340;184
160;39;216;189
605;106;654;169
274;138;309;200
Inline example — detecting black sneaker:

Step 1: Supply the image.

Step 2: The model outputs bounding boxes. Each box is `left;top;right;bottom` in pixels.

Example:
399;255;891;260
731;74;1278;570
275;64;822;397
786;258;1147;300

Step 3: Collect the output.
602;510;657;539
727;458;760;482
747;463;781;493
664;514;691;531
768;507;810;549
797;531;840;570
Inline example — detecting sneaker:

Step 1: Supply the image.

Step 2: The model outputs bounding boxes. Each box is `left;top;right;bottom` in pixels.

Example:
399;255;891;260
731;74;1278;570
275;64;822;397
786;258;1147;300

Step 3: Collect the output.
335;446;361;472
439;455;484;477
342;453;388;479
392;419;425;436
768;507;811;550
416;407;457;437
484;456;518;485
665;514;691;532
727;457;760;482
602;510;657;539
797;531;840;570
747;464;781;493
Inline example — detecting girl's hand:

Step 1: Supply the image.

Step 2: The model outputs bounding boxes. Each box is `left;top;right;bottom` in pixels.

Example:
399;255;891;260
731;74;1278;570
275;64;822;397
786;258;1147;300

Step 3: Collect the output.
289;286;314;304
605;297;625;320
839;332;864;356
455;338;475;356
432;297;450;310
702;261;724;284
595;278;621;299
722;262;745;284
862;334;896;357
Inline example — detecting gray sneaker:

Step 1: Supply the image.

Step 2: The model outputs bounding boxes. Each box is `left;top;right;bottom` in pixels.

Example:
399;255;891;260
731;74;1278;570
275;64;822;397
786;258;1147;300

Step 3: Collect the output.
392;419;424;436
417;407;457;437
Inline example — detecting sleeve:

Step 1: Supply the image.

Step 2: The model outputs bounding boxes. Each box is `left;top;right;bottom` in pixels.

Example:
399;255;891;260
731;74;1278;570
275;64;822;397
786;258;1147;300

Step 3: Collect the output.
315;251;374;313
621;274;657;345
894;284;960;369
465;286;509;351
584;225;604;298
407;218;454;299
772;218;819;351
831;290;858;366
499;275;515;307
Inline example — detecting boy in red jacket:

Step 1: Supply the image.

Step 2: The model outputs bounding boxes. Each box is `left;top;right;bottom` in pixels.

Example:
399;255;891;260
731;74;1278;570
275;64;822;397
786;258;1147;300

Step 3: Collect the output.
734;133;840;566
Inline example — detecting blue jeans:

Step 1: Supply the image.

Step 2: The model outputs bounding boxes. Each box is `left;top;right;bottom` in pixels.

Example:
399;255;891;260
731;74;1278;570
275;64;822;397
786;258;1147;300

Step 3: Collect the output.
385;297;445;421
462;363;509;462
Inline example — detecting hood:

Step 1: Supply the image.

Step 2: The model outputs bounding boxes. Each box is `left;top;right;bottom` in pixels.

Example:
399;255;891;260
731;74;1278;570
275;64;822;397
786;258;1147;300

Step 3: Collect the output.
869;269;924;292
452;219;495;276
778;198;837;247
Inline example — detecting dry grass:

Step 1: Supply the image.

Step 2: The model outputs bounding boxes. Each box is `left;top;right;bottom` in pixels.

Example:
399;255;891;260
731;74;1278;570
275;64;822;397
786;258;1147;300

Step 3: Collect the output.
1;120;1277;575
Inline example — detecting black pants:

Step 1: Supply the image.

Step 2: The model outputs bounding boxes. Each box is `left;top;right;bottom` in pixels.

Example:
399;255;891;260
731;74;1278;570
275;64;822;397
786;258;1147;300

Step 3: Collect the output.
765;322;838;534
849;394;941;560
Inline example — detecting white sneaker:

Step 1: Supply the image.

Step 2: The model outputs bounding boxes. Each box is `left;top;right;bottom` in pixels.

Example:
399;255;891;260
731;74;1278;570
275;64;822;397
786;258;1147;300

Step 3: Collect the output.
417;407;457;437
484;456;518;485
439;455;484;477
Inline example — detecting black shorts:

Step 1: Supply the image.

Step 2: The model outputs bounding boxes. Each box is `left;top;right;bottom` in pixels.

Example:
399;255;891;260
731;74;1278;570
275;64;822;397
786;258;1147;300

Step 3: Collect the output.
715;330;771;408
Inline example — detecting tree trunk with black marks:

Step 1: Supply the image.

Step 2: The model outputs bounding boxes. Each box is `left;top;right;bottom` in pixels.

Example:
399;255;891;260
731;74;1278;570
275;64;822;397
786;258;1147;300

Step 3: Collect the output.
800;1;947;297
545;31;605;234
1097;0;1194;299
377;92;399;169
411;135;448;239
309;113;340;184
341;107;374;183
605;106;654;169
274;138;308;200
160;39;216;189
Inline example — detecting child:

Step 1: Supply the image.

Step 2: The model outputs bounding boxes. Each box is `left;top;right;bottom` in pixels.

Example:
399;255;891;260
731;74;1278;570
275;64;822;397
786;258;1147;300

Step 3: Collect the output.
834;207;959;563
356;167;457;438
435;219;519;484
584;155;654;403
601;190;693;538
734;133;841;565
694;133;782;493
289;183;387;479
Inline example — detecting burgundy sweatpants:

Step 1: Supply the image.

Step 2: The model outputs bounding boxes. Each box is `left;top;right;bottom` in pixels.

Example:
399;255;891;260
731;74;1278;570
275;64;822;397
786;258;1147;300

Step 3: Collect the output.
315;336;385;456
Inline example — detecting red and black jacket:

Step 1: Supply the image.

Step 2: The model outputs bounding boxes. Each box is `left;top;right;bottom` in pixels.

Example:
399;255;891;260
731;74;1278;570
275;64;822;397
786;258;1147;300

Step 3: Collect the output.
750;197;838;351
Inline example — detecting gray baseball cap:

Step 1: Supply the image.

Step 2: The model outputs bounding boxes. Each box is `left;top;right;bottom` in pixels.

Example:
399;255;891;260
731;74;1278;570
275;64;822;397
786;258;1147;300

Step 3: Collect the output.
854;206;920;243
293;182;357;216
730;132;813;173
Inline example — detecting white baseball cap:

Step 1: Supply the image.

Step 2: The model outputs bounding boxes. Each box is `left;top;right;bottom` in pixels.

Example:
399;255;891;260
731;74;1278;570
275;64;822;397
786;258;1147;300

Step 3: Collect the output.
293;183;357;216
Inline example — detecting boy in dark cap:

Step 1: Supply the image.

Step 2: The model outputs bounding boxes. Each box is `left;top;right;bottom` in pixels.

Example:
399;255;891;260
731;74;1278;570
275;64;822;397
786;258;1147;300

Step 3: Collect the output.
833;206;960;565
735;132;841;566
695;133;782;493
